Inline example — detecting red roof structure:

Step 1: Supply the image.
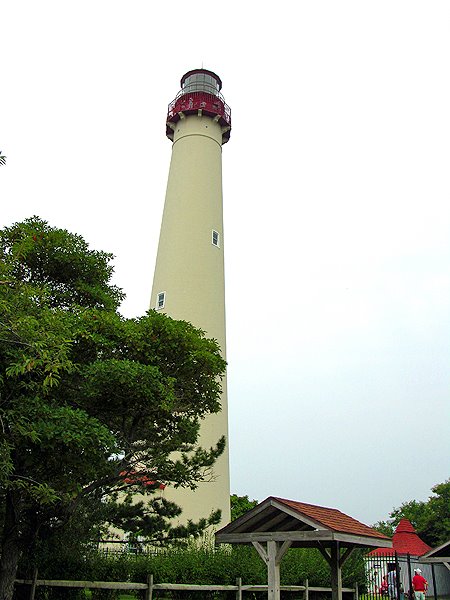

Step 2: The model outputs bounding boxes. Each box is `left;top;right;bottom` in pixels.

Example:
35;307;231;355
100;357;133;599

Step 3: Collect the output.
216;496;391;546
273;497;389;539
368;518;432;556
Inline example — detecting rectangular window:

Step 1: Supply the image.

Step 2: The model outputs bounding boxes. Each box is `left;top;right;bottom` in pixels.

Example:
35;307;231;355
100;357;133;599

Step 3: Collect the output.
156;292;165;310
212;230;220;247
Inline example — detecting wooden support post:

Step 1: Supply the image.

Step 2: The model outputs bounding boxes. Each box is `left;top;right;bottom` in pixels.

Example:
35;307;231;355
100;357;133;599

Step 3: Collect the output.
267;541;280;600
330;542;343;600
236;577;242;600
354;582;359;600
252;539;292;600
29;567;38;600
305;578;309;600
145;574;153;600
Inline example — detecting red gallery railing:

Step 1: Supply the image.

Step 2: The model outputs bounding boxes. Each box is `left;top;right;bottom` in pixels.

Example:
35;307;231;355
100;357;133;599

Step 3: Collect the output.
166;90;231;143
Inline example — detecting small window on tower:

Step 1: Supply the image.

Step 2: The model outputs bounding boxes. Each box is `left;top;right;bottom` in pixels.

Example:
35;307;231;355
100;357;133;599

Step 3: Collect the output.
156;292;166;310
212;230;220;247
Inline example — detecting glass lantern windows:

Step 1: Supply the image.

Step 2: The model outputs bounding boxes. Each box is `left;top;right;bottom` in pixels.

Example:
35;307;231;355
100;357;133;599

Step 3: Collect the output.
182;73;220;96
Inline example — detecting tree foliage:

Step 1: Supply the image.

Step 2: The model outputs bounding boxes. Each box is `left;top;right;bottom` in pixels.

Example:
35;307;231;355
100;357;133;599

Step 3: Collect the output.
230;494;258;521
372;479;450;547
0;217;227;599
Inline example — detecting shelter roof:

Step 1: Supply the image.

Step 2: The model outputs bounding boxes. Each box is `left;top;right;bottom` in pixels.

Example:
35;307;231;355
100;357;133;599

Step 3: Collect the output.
273;498;387;538
368;519;431;556
216;496;391;549
420;540;450;563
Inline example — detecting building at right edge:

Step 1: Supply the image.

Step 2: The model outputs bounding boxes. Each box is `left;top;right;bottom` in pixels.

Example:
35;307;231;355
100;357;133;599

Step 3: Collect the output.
365;519;450;598
150;69;232;527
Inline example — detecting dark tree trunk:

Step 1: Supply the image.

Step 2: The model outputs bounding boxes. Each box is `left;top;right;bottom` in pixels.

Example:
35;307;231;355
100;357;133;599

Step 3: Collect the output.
0;491;22;600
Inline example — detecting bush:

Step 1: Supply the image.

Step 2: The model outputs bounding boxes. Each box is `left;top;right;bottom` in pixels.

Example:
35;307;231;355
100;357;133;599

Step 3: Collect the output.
29;542;366;599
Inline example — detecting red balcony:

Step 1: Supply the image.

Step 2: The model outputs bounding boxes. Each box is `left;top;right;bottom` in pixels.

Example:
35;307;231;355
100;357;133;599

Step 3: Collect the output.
166;91;231;144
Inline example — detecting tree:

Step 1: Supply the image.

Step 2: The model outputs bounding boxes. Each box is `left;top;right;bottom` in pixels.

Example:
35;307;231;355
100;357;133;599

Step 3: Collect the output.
373;480;450;547
0;217;227;600
230;494;258;521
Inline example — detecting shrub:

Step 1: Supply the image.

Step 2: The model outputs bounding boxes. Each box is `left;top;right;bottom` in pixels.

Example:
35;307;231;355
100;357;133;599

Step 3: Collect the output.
30;542;366;599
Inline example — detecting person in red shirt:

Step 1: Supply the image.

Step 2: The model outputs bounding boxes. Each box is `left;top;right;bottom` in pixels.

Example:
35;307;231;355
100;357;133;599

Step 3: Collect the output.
412;568;428;600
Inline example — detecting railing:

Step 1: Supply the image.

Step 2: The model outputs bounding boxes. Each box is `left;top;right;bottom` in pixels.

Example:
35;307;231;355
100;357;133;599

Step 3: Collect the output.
167;90;231;127
173;85;227;107
16;571;359;600
364;551;445;600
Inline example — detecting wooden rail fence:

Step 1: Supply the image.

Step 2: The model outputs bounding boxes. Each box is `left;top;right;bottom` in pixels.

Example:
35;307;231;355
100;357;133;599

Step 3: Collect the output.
16;572;359;600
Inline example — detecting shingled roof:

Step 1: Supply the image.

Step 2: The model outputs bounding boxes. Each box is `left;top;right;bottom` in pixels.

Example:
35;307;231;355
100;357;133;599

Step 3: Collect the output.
368;518;431;556
273;497;389;539
216;496;391;549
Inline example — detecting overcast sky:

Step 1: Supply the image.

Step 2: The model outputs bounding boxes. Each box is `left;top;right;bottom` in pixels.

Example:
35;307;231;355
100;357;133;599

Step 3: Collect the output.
2;1;449;526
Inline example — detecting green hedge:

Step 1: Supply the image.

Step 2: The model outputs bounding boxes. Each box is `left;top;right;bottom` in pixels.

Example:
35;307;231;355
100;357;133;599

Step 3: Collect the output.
30;542;366;589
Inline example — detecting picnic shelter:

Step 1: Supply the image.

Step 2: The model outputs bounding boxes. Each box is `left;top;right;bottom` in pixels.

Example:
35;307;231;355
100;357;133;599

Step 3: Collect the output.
215;496;392;600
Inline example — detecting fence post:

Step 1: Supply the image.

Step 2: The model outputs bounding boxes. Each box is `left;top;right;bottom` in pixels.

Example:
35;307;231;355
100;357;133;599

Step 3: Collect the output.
406;554;413;600
29;567;38;600
395;552;402;600
354;582;359;600
431;564;438;600
305;579;309;600
145;574;153;600
236;577;242;600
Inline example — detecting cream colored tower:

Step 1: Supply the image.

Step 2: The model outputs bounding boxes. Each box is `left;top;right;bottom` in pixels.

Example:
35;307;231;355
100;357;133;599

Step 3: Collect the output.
151;69;231;527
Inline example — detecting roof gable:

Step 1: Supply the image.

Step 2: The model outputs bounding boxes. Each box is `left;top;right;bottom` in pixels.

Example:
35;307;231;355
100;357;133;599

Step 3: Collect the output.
420;540;450;560
274;498;389;539
219;496;390;540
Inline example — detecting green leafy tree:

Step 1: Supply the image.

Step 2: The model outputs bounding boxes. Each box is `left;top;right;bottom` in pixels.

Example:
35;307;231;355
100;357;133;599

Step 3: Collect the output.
0;217;227;600
373;480;450;546
230;494;258;521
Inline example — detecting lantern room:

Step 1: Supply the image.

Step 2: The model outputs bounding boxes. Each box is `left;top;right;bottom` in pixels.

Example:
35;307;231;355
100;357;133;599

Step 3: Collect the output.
166;68;231;144
181;69;222;96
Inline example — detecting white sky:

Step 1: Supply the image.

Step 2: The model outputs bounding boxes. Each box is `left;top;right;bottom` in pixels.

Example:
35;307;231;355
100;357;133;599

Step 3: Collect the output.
2;1;449;526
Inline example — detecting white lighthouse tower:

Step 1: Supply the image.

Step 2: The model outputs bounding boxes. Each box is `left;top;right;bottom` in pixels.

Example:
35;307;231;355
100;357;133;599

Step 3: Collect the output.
150;69;231;526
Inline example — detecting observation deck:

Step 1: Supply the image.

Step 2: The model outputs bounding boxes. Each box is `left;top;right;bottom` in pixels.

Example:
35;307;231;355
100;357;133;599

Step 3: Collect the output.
166;69;231;144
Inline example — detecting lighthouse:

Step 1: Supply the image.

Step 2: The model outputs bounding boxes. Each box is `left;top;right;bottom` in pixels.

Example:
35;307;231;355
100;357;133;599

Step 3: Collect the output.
150;69;231;526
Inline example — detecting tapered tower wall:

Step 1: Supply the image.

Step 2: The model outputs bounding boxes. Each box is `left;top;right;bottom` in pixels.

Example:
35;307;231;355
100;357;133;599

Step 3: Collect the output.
150;70;231;527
